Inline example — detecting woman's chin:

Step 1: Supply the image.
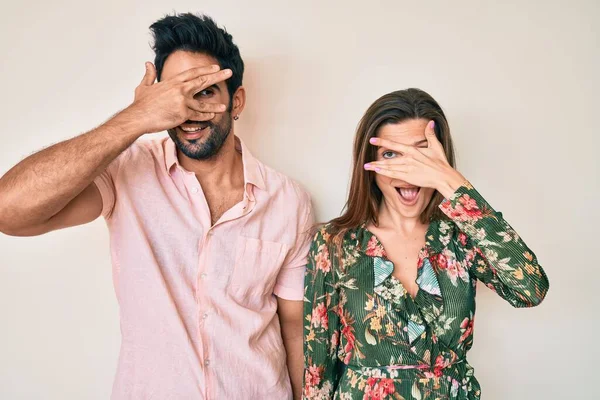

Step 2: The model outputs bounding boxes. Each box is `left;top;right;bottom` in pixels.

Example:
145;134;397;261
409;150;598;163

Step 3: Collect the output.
382;188;434;219
382;196;423;218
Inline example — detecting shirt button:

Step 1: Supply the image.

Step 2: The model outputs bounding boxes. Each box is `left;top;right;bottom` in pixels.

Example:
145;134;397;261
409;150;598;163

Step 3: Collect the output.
191;187;199;194
200;273;207;279
202;312;209;320
204;359;210;367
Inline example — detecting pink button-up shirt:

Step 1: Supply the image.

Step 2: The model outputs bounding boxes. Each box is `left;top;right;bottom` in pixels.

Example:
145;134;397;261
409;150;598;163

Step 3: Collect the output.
93;136;313;399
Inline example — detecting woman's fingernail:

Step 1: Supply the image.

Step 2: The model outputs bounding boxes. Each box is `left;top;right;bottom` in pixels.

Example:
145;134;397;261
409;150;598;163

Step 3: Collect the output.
429;121;435;129
364;163;371;169
375;167;381;172
369;138;377;144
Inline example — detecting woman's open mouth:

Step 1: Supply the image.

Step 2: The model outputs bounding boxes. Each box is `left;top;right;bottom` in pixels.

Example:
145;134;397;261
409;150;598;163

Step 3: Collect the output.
396;186;420;206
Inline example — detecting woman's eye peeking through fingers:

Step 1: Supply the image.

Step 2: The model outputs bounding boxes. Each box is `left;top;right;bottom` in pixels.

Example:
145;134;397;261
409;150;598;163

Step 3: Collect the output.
382;150;397;159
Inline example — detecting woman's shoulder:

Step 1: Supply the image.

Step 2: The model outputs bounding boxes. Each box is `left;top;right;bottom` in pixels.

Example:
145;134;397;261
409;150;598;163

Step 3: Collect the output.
309;222;335;246
310;222;363;243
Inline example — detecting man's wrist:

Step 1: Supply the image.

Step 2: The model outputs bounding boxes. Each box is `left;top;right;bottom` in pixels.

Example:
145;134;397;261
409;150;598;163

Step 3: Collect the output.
107;105;148;141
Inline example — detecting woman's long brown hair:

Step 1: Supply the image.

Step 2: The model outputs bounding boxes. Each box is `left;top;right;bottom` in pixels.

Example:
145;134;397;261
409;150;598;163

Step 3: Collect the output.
327;88;457;251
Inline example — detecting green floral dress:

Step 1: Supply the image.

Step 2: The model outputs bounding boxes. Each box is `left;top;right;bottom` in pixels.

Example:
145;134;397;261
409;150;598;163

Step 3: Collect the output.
303;183;549;400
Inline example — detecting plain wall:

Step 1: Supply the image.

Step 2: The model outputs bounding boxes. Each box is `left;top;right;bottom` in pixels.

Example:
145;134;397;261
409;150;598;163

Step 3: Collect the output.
0;0;598;399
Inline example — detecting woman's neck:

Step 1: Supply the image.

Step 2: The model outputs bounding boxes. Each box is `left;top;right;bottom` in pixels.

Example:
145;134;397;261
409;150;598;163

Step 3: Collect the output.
376;199;427;236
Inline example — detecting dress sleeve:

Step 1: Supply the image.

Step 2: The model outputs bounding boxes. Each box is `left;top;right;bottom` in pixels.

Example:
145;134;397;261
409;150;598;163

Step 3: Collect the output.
303;228;342;399
439;182;549;307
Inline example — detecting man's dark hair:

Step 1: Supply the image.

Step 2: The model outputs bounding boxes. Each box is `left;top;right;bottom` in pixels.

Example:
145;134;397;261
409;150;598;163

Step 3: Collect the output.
150;13;244;98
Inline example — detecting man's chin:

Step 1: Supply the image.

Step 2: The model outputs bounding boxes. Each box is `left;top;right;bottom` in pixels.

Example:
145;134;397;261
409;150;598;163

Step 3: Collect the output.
172;136;222;161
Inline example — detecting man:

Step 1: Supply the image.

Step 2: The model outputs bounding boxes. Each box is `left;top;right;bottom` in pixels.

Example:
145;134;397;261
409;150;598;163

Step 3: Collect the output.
0;13;312;400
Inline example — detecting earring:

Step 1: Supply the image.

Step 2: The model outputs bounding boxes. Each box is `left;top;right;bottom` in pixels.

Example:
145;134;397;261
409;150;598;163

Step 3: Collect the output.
234;115;240;121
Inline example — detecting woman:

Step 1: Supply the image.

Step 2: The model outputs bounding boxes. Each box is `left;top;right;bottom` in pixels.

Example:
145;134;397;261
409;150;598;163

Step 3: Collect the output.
302;88;549;399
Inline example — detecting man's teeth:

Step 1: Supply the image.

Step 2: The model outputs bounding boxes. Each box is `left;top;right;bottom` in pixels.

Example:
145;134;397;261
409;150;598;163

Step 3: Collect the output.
181;126;205;133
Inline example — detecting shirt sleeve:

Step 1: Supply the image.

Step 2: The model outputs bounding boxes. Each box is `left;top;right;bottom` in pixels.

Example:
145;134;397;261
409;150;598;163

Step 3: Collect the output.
92;148;130;219
439;182;549;307
273;193;315;301
303;228;342;399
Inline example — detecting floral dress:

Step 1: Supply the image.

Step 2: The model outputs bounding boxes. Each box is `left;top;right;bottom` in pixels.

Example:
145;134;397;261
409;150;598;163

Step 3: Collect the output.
303;183;549;400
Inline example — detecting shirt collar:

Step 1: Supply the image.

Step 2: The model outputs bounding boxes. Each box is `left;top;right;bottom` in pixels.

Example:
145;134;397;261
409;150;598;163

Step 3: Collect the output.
165;138;179;173
164;136;266;193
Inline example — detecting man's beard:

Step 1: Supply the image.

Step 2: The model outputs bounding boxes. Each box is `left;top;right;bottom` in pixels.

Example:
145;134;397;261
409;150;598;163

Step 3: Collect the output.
168;112;233;160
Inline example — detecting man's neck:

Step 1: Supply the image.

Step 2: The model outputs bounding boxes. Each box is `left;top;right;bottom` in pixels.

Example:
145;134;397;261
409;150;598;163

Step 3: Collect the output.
178;135;245;190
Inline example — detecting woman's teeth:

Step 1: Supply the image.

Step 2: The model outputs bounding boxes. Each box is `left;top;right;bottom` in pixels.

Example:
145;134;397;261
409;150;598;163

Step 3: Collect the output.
397;187;420;201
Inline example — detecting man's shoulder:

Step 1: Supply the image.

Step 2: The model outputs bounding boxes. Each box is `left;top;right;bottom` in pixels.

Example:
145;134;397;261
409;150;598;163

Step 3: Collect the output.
116;135;169;167
128;135;168;157
257;161;312;207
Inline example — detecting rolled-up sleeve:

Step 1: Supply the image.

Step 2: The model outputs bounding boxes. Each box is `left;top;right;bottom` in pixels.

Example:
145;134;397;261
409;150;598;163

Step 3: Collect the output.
93;148;129;219
274;193;315;301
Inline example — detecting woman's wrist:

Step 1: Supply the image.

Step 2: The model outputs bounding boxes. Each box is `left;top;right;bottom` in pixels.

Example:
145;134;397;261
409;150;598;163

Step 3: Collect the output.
436;168;467;199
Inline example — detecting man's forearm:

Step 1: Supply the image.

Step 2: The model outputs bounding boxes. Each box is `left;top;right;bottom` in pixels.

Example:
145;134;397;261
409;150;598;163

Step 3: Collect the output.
0;109;143;230
284;334;304;400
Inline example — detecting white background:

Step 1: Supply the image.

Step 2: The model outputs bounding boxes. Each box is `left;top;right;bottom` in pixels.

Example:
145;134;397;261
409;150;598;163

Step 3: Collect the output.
0;1;598;399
